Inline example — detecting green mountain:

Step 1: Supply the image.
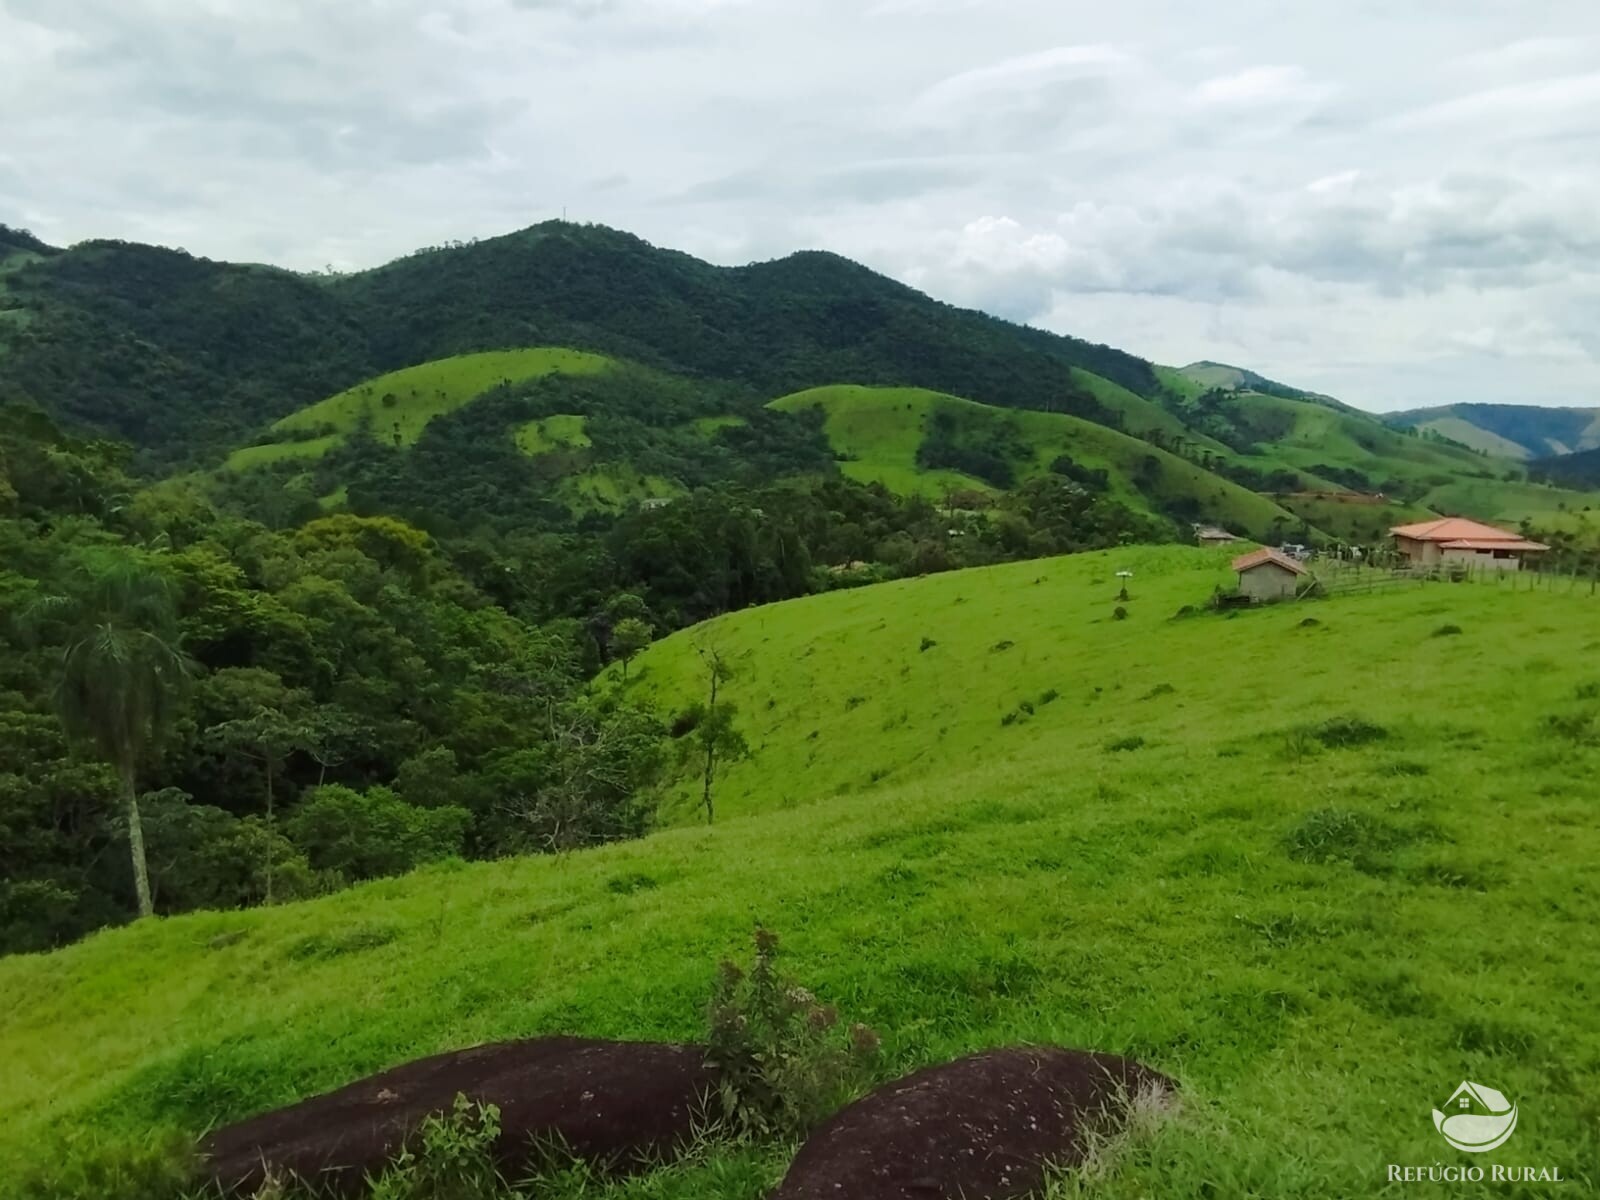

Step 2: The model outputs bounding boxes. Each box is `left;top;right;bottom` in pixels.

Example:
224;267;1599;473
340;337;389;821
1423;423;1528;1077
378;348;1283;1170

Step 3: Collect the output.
6;219;1600;540
1386;402;1600;460
0;221;1153;466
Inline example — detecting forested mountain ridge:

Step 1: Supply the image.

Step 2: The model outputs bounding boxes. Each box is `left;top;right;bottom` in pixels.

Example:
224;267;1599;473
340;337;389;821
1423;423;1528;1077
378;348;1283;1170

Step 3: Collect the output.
1386;401;1600;460
9;217;1594;541
0;220;1155;467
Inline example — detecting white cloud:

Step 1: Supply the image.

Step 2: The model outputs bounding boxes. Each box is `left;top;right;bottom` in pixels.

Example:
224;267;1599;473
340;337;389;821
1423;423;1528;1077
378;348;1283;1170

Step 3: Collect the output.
1192;65;1323;106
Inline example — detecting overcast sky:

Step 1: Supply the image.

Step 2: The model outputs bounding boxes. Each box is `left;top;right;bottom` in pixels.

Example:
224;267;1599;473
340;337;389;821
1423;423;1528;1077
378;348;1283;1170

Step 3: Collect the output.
4;1;1598;411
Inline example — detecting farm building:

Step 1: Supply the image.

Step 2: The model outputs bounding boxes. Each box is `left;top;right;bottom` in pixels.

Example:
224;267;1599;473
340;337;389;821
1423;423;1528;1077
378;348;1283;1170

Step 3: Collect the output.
1194;525;1241;546
1390;518;1549;571
1231;547;1306;602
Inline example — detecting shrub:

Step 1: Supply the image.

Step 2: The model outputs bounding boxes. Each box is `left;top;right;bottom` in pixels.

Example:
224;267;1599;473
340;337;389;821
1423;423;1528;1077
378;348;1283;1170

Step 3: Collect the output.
1112;606;1128;621
1105;735;1145;753
369;1094;505;1200
287;785;470;883
1575;681;1600;701
1140;683;1175;701
1431;623;1463;637
990;639;1015;653
1039;689;1060;705
1284;808;1407;866
706;928;879;1140
919;636;937;652
1542;709;1600;745
1309;715;1388;748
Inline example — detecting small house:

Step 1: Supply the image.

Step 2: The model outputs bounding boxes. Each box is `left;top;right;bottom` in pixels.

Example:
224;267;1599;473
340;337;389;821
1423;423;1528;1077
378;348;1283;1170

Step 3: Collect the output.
1231;547;1306;602
1390;518;1548;571
1194;525;1241;547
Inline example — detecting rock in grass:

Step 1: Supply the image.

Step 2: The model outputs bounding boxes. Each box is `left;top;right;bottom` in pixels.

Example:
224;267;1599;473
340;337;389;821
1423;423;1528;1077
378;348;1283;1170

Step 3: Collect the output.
772;1047;1174;1200
202;1036;715;1196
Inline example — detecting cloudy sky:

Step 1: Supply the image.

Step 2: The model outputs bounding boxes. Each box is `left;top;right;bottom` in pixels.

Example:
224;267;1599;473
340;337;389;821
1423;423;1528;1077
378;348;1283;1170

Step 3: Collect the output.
3;0;1598;411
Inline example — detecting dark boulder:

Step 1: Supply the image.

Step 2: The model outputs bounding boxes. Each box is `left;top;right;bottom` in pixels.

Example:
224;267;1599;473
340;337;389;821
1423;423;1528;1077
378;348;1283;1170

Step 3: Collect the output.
772;1046;1174;1200
203;1036;715;1195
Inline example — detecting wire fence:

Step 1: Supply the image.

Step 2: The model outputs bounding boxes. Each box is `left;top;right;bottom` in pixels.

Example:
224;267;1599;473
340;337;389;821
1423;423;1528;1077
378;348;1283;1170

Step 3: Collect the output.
1309;558;1600;598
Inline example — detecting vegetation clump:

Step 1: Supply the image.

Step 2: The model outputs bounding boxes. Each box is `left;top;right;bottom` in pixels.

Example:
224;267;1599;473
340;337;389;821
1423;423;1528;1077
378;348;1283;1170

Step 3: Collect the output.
706;928;880;1140
1307;715;1389;748
1284;808;1409;867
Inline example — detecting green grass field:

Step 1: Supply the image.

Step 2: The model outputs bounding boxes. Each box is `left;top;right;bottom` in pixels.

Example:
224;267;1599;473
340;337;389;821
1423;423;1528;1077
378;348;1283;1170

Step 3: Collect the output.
556;464;681;514
1410;417;1534;461
514;413;592;456
771;385;1303;537
223;349;613;470
5;548;1597;1197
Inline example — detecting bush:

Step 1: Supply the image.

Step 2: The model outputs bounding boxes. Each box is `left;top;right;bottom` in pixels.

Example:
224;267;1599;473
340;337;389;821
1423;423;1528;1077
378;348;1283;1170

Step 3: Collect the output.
287;785;471;883
919;636;937;652
1309;715;1388;748
369;1094;505;1200
1113;606;1128;621
1542;709;1600;745
1105;735;1145;753
706;928;879;1140
1431;623;1463;638
1284;808;1407;866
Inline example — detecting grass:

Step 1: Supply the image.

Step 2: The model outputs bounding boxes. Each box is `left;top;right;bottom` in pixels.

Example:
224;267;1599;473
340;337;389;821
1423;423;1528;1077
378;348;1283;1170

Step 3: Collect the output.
556;464;681;514
223;434;341;471
770;385;1303;537
1409;416;1533;460
223;349;613;470
6;549;1600;1198
514;413;592;456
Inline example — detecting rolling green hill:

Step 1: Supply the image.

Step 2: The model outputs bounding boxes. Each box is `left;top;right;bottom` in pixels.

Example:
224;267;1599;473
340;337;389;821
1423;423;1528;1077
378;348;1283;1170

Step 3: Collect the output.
8;216;1598;540
269;348;610;450
1388;403;1600;460
4;548;1597;1196
771;385;1304;537
0;222;1157;465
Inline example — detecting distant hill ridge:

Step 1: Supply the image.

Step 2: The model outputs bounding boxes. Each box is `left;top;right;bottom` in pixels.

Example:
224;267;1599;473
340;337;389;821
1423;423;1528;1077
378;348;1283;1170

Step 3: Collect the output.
4;218;1599;536
1386;402;1600;460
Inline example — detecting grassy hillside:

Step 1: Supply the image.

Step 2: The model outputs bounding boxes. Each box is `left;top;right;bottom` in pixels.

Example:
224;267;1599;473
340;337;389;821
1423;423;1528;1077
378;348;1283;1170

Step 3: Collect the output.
224;349;613;469
5;548;1597;1197
1388;403;1600;460
771;385;1304;537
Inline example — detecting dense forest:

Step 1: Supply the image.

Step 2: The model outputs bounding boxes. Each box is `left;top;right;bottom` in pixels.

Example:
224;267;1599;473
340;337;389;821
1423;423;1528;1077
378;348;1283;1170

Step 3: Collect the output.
0;402;1167;954
0;221;1153;468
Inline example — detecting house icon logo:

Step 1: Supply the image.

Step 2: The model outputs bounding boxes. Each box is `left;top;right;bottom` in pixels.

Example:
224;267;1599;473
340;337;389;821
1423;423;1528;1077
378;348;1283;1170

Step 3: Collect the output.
1433;1081;1518;1153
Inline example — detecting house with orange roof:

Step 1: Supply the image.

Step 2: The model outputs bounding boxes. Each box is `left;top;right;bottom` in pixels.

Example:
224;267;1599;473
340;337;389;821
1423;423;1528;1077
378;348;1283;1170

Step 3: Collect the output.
1391;518;1549;572
1231;547;1307;602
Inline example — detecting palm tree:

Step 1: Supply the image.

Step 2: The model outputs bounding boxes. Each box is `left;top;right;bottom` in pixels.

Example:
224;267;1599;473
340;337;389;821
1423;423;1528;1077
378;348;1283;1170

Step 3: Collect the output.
40;556;191;918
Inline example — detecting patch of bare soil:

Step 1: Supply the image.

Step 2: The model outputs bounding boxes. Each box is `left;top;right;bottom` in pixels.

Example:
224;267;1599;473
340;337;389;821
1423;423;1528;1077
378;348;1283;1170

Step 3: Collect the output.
771;1046;1173;1200
203;1036;715;1195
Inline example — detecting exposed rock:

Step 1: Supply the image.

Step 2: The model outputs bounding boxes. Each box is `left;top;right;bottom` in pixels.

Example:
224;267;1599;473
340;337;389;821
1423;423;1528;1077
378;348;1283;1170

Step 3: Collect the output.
772;1046;1174;1200
203;1036;715;1195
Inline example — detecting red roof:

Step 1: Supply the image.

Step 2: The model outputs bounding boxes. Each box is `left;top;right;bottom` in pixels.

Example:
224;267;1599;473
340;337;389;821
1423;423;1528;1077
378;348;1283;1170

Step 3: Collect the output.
1232;547;1307;575
1390;517;1529;543
1439;538;1550;552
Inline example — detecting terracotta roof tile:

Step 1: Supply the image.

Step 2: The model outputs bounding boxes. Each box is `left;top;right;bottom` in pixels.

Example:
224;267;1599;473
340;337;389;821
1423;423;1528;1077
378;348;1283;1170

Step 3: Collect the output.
1390;517;1528;542
1231;547;1307;575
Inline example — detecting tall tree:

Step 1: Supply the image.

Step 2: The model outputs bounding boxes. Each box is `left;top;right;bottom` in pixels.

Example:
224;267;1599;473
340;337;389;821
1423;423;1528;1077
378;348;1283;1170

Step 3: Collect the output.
38;556;191;918
688;644;749;825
